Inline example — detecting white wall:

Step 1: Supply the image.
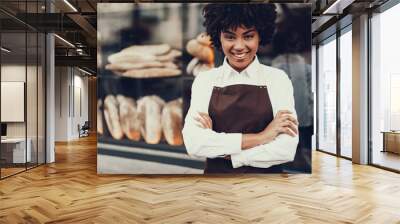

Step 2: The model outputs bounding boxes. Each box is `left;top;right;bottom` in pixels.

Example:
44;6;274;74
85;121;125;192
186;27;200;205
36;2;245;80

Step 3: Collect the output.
1;63;46;164
55;66;69;141
54;67;89;141
1;65;28;138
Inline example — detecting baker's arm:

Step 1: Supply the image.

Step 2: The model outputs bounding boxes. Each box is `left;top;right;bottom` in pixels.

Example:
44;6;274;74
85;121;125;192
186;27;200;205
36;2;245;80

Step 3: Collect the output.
231;73;299;168
182;73;242;158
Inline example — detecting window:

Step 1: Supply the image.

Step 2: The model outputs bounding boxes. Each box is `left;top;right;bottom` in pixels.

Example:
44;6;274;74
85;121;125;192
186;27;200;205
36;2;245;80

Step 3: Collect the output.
370;2;400;171
339;28;352;158
318;36;337;154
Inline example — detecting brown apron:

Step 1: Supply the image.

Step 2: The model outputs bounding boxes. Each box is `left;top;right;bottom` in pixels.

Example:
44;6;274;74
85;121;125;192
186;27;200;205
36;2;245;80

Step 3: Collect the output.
205;84;283;174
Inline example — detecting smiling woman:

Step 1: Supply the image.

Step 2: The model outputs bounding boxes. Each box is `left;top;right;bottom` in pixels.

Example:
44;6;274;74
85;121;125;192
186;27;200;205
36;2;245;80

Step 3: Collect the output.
182;3;300;174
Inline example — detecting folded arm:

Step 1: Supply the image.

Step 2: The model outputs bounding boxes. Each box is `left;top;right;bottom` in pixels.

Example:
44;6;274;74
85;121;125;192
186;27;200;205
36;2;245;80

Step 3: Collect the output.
182;73;242;158
231;73;299;168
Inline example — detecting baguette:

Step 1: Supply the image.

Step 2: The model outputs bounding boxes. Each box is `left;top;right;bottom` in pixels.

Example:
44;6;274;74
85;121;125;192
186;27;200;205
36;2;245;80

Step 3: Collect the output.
137;95;166;144
103;95;124;140
161;98;183;146
97;99;104;135
116;95;141;141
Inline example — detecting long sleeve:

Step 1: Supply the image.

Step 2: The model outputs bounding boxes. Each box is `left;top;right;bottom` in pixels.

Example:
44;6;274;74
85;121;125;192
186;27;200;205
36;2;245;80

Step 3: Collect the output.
182;72;242;158
231;71;299;168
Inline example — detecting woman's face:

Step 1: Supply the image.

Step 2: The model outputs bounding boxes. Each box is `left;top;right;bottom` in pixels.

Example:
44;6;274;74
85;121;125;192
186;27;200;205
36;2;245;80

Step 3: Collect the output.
220;25;260;72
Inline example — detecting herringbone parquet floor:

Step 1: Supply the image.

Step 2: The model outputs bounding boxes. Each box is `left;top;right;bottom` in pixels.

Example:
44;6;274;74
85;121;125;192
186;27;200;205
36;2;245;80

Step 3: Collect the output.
1;135;400;224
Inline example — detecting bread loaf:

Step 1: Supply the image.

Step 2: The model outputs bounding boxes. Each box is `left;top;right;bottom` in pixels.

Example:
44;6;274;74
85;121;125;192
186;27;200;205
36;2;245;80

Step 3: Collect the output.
123;68;181;78
161;98;183;146
106;61;165;71
97;99;104;135
106;43;182;78
104;95;124;140
196;32;212;46
108;51;156;64
116;95;141;141
163;61;179;69
121;44;171;56
186;39;214;64
193;63;213;77
156;49;182;62
137;95;165;144
186;57;199;75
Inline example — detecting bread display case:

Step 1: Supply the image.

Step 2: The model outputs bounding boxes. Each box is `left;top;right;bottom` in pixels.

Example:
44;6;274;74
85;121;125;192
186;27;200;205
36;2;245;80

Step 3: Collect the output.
97;3;210;174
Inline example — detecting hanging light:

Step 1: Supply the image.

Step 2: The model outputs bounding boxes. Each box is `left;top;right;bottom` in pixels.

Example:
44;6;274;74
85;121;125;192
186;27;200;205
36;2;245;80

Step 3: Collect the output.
1;47;11;53
63;0;78;12
54;34;75;48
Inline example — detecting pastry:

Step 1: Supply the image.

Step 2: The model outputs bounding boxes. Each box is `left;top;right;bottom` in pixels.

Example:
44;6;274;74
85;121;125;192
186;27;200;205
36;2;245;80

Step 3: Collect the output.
106;61;179;71
196;32;212;46
193;63;213;77
186;57;199;75
106;44;182;77
123;68;181;78
156;49;182;62
103;95;124;140
108;51;156;64
97;99;104;135
163;61;179;69
161;98;183;146
186;39;214;64
105;61;165;71
116;95;141;141
121;44;171;56
137;95;165;144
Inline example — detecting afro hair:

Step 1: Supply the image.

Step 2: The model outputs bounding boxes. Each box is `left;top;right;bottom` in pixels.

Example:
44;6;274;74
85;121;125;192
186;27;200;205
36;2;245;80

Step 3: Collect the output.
202;3;277;51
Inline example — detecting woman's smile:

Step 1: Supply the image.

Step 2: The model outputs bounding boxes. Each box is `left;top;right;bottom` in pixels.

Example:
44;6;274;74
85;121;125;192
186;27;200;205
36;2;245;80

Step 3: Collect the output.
231;51;250;60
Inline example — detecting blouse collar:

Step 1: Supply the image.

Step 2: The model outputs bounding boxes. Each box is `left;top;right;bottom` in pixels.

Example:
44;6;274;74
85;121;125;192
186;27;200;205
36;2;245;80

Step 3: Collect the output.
222;55;260;79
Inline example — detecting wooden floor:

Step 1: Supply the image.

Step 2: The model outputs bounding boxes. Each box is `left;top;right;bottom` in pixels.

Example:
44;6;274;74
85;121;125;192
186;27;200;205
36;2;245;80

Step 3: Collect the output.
1;167;26;178
1;135;400;223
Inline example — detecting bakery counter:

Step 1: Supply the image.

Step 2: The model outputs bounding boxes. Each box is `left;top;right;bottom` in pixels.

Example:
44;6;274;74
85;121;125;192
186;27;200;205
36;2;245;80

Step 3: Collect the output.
97;142;205;174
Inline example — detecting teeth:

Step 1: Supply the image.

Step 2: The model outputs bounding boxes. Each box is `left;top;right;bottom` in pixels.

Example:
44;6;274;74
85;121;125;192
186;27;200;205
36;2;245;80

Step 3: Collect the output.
233;52;246;59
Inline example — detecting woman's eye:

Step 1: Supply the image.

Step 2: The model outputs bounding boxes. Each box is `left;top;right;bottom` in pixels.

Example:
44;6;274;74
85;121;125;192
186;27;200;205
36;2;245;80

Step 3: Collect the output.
244;35;254;40
224;35;235;40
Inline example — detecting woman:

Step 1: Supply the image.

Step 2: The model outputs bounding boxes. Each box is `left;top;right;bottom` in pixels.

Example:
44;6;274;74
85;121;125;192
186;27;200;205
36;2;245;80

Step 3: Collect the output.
182;3;299;174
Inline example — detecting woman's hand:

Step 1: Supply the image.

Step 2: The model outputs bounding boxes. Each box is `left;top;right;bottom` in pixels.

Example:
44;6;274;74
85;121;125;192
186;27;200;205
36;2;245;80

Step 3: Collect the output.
259;110;298;144
194;112;213;129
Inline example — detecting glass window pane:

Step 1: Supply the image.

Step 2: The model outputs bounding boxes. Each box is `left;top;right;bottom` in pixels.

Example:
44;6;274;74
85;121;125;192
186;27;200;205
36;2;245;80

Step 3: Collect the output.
38;32;45;165
27;31;38;169
1;30;27;177
318;37;337;154
371;3;400;171
340;29;352;158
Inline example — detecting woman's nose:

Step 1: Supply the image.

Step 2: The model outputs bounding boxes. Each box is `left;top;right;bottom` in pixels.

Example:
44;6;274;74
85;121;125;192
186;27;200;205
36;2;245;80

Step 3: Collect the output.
233;38;245;51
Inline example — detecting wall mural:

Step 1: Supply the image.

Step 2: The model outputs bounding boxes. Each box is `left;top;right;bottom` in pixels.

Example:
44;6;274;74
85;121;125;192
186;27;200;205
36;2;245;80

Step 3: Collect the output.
97;3;312;174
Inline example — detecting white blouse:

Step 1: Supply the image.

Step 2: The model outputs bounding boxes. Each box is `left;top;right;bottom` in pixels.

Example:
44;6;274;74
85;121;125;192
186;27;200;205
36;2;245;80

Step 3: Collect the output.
182;56;299;169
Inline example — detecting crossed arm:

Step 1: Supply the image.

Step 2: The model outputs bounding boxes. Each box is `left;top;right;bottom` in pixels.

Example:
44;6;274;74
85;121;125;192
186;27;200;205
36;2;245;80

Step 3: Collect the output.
182;72;299;168
195;110;298;150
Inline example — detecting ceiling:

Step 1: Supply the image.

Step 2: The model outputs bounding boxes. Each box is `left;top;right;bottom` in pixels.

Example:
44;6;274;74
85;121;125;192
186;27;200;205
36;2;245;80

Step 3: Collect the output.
0;0;390;75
